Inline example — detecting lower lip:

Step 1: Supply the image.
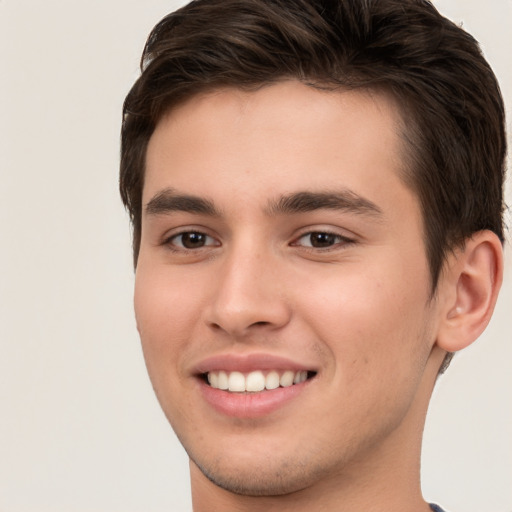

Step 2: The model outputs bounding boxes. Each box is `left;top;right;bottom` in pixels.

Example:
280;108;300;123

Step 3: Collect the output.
199;379;311;418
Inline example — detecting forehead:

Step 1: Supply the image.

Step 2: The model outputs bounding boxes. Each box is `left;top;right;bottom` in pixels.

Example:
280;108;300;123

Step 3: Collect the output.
144;81;412;214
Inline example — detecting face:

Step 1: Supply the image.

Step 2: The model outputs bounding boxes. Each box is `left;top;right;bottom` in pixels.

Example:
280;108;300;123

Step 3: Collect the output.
135;81;443;496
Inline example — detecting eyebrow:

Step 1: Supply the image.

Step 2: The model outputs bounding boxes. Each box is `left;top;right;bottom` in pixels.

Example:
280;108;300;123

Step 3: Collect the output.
145;188;219;217
144;188;383;219
266;190;383;218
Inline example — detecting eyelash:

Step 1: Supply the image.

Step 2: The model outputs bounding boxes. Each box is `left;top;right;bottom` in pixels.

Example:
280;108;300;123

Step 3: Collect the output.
291;230;356;251
164;231;219;251
163;229;355;253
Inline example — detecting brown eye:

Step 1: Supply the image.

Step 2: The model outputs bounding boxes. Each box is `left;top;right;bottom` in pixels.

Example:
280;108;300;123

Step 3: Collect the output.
170;232;217;249
308;232;338;247
293;231;354;250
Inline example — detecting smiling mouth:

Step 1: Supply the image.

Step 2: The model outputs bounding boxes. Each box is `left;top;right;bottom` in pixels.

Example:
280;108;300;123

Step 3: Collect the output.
203;370;317;393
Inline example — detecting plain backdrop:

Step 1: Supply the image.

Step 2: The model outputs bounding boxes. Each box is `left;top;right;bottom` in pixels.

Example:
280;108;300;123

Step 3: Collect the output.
0;1;510;511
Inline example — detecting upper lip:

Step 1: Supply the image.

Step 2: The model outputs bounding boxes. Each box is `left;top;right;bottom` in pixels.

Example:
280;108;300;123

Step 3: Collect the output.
193;352;317;375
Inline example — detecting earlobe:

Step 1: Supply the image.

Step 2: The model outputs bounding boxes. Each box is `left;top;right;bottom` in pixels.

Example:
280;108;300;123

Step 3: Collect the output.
436;230;503;353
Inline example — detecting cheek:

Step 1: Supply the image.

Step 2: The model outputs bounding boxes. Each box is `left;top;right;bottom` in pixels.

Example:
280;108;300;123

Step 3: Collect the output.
299;264;432;382
133;267;205;426
316;276;434;430
134;268;198;376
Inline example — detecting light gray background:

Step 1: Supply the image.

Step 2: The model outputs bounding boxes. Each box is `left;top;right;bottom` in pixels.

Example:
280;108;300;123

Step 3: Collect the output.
0;1;510;511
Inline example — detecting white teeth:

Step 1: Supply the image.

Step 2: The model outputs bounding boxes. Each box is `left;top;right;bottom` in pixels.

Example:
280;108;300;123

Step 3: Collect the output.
246;371;265;392
293;370;308;384
217;371;229;390
228;371;245;392
206;369;312;392
280;370;295;387
265;371;280;390
207;372;218;388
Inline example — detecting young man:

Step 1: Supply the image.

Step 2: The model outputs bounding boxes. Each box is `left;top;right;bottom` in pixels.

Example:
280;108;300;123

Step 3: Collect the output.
120;1;506;510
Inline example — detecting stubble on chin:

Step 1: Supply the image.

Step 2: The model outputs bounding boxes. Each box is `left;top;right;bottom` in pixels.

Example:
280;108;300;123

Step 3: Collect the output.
188;449;342;498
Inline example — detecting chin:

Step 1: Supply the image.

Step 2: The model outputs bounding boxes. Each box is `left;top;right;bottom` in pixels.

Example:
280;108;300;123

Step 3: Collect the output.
189;449;331;497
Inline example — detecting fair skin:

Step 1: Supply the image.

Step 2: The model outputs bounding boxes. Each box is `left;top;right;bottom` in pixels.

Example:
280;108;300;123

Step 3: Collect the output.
135;81;502;511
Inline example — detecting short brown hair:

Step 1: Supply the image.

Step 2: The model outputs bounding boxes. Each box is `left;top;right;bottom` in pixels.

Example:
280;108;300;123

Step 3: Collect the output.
120;0;506;288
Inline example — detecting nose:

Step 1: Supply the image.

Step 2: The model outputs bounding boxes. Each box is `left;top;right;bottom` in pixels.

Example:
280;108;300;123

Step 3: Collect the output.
204;244;291;338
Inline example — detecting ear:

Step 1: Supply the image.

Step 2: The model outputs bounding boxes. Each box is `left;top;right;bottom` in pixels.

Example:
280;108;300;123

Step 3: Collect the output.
436;230;503;353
